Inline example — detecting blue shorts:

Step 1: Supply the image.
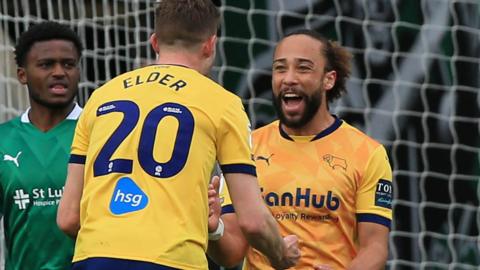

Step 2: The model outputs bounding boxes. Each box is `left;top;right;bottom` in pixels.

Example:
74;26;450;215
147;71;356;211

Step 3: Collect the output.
71;257;180;270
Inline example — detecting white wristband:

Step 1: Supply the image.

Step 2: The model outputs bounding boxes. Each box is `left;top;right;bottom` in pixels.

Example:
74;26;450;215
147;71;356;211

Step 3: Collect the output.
208;218;224;241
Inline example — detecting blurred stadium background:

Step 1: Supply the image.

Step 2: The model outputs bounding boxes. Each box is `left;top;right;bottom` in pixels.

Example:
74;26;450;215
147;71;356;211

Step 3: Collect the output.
0;0;479;269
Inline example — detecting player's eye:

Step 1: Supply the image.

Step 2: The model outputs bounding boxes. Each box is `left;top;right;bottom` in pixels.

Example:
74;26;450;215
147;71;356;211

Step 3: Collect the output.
272;65;286;72
63;61;77;69
38;62;52;69
298;65;312;72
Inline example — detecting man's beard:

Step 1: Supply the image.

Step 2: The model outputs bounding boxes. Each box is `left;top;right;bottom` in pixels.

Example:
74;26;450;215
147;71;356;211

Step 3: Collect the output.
273;87;322;129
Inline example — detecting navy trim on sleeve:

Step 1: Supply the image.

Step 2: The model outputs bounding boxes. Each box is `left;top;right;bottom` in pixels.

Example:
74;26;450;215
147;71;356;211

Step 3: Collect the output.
221;204;235;215
220;164;257;176
357;213;391;229
69;154;86;164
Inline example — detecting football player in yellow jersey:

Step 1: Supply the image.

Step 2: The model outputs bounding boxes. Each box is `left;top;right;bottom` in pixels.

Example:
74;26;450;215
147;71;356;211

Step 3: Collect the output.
57;0;299;269
207;29;393;270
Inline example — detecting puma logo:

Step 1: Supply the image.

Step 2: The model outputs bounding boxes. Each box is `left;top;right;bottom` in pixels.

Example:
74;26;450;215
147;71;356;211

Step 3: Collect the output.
4;151;22;167
323;154;347;170
255;154;274;166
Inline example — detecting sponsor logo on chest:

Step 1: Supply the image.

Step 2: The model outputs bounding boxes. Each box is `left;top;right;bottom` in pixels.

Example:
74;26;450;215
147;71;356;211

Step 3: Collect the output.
261;187;340;211
13;187;64;210
110;177;149;215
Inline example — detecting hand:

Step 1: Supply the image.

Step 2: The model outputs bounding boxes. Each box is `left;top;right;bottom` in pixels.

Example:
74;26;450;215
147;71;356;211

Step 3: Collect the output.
208;175;222;233
271;234;300;269
314;264;333;270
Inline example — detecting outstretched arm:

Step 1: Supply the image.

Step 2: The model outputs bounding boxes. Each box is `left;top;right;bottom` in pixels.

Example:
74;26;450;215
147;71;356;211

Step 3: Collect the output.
57;163;84;238
347;222;389;270
224;172;300;269
208;212;249;267
207;176;248;267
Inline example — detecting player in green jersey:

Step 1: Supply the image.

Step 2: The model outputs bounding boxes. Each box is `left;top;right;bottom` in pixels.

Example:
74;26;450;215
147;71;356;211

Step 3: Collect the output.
0;21;83;270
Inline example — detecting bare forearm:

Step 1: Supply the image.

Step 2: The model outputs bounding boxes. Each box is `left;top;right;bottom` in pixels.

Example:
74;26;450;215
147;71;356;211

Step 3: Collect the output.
207;215;248;267
348;242;388;270
208;237;247;267
349;222;390;270
57;163;84;239
240;210;286;268
60;219;79;239
225;173;297;268
57;199;80;238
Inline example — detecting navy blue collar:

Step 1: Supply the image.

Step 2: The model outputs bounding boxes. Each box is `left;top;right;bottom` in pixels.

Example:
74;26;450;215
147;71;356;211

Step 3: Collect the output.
278;116;342;142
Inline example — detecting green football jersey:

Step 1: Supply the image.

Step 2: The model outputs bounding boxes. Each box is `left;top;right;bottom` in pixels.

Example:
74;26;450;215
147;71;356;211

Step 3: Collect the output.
0;105;81;270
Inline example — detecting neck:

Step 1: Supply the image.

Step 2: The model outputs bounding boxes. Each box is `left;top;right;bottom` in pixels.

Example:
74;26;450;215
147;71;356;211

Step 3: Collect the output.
281;106;335;136
156;50;205;75
28;103;75;132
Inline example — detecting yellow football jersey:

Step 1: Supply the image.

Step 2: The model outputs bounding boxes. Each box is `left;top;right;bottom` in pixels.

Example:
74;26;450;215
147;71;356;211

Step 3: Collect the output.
69;65;255;269
243;118;393;269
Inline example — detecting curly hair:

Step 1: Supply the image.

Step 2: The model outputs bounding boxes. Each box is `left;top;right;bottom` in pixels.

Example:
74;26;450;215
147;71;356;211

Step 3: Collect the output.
283;29;352;102
14;21;83;67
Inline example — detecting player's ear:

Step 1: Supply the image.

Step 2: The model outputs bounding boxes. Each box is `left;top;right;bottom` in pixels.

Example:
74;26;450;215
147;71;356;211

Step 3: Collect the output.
202;35;217;58
150;33;159;54
323;70;336;91
17;67;27;85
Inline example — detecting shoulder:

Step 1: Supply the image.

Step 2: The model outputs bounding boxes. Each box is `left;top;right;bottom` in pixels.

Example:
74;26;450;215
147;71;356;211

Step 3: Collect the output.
337;121;390;170
253;121;279;137
253;120;280;135
170;66;243;104
204;82;246;120
0;117;21;133
338;120;382;148
197;76;243;107
89;65;156;95
0;118;23;152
